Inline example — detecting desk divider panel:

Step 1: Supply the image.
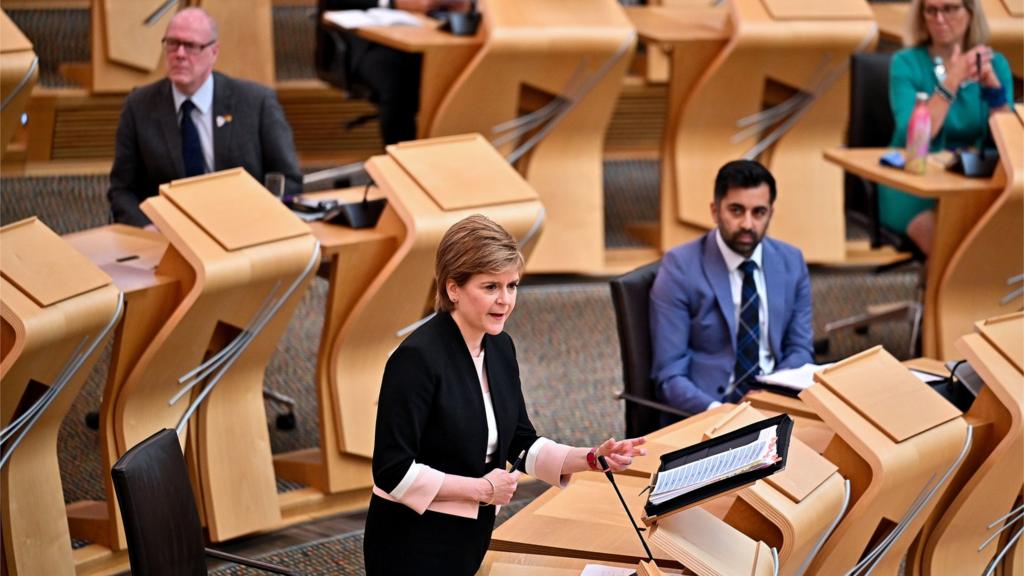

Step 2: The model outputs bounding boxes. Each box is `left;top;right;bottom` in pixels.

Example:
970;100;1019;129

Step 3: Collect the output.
1;218;121;576
978;313;1024;373
102;0;167;72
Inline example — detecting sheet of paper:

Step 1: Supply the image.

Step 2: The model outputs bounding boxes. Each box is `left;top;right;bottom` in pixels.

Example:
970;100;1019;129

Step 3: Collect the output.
323;8;421;29
650;425;778;505
910;369;945;384
580;564;636;576
755;363;832;391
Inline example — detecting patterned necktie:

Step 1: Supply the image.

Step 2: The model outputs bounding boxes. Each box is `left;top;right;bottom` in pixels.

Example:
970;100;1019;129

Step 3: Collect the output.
180;99;205;177
730;260;761;399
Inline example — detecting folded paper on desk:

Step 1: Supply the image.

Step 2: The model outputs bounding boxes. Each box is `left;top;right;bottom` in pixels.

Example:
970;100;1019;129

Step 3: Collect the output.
324;9;421;29
754;363;831;392
644;414;792;521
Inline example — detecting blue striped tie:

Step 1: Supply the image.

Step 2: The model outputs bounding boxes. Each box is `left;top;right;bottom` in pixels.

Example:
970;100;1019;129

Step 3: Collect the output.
730;260;761;400
180;99;205;177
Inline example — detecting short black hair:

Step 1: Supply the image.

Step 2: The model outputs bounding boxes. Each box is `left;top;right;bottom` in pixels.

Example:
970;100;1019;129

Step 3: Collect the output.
713;160;777;204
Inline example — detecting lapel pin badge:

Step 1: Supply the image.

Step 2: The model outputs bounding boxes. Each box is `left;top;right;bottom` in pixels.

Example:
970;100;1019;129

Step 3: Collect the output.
216;114;233;128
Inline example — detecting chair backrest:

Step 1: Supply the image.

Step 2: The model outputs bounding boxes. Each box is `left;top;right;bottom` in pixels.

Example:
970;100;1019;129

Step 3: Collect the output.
111;429;207;576
845;52;894;236
609;260;661;438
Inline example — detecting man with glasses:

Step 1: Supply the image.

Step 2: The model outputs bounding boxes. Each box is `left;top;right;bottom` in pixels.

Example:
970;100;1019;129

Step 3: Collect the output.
108;7;302;227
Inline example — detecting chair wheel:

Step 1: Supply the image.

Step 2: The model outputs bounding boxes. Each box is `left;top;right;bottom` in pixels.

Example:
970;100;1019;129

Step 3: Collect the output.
276;412;296;430
85;411;100;430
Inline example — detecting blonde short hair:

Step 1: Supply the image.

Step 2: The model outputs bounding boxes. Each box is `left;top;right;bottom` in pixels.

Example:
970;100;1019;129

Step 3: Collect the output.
434;215;524;312
908;0;990;49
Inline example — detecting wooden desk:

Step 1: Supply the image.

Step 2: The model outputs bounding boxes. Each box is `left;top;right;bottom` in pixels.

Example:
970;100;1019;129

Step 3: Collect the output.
491;474;682;567
910;313;1024;576
632;0;879;264
1;218;121;576
332;1;642;275
823;147;1003;359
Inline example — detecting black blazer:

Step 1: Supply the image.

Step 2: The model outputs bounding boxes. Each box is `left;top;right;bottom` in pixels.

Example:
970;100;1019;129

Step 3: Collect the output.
372;311;540;493
107;72;302;227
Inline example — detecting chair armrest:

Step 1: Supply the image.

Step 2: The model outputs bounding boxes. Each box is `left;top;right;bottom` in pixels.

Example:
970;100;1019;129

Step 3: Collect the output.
205;548;298;576
616;391;692;419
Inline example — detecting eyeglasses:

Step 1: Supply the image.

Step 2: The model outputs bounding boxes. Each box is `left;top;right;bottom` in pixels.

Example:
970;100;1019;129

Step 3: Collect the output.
923;3;965;18
161;38;216;55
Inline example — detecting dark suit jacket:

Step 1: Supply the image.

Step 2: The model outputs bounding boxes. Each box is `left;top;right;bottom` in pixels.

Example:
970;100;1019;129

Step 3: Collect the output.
649;232;814;413
107;72;302;226
372;310;540;494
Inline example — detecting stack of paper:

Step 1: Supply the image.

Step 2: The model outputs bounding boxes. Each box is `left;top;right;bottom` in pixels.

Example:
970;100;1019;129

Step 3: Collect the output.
323;8;422;29
649;426;780;505
755;363;831;391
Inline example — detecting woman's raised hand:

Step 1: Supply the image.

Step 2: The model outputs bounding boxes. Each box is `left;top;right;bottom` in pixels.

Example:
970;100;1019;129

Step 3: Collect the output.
595;437;648;472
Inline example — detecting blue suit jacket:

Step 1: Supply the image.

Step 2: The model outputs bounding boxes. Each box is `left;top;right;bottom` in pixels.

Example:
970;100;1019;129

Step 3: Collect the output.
649;232;814;414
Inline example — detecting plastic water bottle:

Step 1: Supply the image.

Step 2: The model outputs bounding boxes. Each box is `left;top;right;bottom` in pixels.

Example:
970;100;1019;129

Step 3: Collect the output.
905;92;931;175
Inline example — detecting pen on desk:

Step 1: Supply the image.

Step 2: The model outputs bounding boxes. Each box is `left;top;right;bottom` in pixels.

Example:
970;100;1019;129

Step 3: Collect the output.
510;449;526;473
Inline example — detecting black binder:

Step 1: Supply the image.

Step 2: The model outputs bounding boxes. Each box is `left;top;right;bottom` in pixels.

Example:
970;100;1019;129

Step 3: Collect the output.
643;414;794;522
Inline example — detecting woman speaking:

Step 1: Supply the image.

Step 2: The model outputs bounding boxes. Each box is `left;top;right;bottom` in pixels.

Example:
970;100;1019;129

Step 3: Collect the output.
363;214;645;575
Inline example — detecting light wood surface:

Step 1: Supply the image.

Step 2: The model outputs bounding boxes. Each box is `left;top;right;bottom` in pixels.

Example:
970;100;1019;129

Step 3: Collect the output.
824;146;1005;359
909;314;1024;576
478;551;685;576
0;10;37;161
425;0;637;274
651;0;877;263
1;218;121;576
274;135;544;508
339;0;640;274
935;112;1024;360
74;0;275;93
801;346;970;575
491;473;683;567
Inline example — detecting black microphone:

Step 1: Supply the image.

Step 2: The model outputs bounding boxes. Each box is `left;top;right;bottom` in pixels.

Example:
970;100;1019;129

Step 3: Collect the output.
597;455;655;563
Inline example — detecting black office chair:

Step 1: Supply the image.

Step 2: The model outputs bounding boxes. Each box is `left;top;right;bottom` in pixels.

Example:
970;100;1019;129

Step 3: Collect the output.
609;260;691;438
825;52;925;357
315;0;378;129
111;429;297;576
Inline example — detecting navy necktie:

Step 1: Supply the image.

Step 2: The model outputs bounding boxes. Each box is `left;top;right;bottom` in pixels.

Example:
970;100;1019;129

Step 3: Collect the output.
730;260;761;400
180;99;205;177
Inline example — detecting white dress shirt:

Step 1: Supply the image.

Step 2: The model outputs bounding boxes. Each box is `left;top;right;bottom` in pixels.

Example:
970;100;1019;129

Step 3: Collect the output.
171;74;215;174
714;229;775;381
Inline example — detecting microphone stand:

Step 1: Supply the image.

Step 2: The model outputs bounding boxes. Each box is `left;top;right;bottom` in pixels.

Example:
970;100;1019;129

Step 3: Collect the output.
597;455;656;563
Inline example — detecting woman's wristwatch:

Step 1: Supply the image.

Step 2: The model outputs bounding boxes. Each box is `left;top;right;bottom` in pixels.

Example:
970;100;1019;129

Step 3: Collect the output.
586;447;601;471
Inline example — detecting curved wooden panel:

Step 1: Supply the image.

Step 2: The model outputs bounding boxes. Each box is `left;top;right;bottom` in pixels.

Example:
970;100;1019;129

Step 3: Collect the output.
801;346;970;575
663;0;877;262
102;0;167;72
112;169;319;542
428;0;634;273
0;218;120;576
935;112;1023;357
0;10;37;161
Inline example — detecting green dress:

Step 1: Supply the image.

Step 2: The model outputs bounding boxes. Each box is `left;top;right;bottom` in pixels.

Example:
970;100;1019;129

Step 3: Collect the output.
880;46;1014;233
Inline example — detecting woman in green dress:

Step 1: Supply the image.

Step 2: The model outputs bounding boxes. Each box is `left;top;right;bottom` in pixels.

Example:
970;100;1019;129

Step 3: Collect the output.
883;0;1013;254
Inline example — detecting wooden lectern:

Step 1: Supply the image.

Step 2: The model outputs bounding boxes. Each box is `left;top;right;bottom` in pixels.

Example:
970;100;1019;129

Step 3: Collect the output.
345;0;638;273
622;403;847;576
800;346;970;575
651;0;877;263
63;0;274;93
0;10;37;162
909;313;1023;576
935;110;1023;359
273;135;544;509
62;169;319;560
1;218;122;576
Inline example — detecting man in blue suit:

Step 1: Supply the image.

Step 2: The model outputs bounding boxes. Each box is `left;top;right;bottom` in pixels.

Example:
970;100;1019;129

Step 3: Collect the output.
650;160;814;415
